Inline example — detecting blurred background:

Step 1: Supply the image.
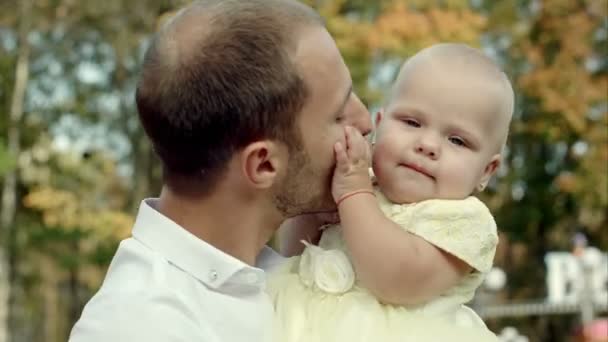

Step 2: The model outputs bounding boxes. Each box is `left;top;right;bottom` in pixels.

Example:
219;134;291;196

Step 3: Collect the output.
0;0;606;341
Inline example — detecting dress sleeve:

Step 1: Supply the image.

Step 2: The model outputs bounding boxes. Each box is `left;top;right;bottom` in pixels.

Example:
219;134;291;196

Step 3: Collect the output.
391;197;498;273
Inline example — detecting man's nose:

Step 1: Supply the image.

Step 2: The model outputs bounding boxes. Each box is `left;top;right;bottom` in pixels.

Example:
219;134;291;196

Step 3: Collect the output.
346;92;373;137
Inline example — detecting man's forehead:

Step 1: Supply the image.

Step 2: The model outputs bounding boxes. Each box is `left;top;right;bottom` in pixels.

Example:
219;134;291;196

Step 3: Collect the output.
291;26;352;121
295;30;350;100
294;26;344;73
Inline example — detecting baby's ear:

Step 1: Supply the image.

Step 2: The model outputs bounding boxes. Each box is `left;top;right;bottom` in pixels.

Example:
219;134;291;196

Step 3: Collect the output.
478;155;501;191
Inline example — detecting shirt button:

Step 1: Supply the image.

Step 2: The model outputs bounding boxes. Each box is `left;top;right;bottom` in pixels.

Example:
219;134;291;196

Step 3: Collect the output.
209;270;218;282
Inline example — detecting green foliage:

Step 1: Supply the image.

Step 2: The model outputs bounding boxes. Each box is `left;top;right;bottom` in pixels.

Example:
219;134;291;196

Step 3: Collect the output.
0;1;605;341
0;139;15;178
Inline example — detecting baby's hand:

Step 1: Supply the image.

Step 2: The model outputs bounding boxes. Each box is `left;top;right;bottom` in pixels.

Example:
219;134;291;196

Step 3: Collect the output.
332;126;373;203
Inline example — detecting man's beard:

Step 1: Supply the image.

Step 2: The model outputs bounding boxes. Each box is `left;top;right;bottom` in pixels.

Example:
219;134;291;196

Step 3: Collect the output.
273;148;335;218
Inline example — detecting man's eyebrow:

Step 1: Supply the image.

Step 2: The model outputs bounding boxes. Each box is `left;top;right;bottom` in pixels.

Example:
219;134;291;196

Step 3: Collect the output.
333;84;352;117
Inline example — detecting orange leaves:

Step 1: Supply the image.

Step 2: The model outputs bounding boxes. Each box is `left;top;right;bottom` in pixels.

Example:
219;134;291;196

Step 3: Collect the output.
516;2;606;135
329;16;375;55
519;63;604;134
24;187;79;229
368;3;486;54
19;135;134;244
586;0;608;17
369;5;434;52
562;14;595;57
314;0;487;64
316;0;487;105
23;186;133;241
554;172;578;194
428;8;486;43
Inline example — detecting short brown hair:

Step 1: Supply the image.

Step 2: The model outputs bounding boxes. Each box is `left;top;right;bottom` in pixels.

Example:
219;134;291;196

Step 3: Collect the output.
135;0;323;195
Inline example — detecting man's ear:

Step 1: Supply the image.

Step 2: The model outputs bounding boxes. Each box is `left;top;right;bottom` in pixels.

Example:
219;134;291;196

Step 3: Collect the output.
477;154;501;191
240;141;286;189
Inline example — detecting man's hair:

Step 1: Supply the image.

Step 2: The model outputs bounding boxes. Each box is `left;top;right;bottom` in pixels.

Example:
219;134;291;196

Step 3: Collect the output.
135;0;323;195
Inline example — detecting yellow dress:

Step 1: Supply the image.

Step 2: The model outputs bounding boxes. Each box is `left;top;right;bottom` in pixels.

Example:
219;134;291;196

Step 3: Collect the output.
267;191;500;342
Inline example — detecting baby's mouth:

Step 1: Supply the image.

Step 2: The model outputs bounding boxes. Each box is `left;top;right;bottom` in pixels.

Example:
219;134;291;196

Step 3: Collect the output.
399;163;435;180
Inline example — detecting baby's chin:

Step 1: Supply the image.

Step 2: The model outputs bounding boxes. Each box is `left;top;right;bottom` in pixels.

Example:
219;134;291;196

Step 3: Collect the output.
382;187;429;204
381;185;470;204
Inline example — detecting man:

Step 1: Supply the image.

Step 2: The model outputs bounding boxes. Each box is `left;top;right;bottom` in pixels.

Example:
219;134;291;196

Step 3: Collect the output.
69;0;372;341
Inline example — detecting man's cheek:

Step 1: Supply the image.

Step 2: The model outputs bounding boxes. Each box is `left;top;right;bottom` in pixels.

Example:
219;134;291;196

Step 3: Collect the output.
334;127;347;149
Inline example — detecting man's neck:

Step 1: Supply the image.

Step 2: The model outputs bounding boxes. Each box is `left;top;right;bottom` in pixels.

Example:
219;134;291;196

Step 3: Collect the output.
156;186;282;265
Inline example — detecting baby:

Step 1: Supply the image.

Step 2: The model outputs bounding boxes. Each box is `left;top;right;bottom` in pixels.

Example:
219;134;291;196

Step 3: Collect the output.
268;43;514;342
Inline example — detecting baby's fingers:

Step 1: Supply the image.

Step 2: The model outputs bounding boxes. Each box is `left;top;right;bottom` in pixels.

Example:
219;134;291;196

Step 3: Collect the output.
345;126;369;162
334;141;350;173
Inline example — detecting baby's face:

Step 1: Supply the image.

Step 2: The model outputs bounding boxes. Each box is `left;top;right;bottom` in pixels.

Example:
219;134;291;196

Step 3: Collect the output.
372;66;508;204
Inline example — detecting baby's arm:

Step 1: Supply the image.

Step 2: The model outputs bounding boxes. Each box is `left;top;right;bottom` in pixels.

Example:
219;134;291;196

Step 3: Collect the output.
333;127;471;306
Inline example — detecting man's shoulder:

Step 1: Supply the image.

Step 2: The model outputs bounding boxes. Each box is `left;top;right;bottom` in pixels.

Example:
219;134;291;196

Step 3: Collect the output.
69;239;218;342
69;287;218;342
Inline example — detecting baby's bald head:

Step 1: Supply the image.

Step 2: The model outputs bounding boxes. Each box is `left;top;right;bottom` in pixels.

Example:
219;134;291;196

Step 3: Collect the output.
390;43;514;152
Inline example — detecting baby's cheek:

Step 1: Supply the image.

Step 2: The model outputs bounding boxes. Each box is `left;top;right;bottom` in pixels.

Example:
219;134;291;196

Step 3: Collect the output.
440;173;475;199
370;153;383;178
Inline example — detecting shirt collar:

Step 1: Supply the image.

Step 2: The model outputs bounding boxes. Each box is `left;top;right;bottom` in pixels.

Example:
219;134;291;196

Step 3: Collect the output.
256;245;285;273
131;199;265;291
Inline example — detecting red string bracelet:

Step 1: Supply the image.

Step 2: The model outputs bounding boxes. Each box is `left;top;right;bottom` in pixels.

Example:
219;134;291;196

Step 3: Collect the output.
336;189;376;207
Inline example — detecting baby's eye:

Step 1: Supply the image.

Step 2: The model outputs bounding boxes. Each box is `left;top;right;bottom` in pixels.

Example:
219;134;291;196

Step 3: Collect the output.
402;118;420;127
449;136;467;147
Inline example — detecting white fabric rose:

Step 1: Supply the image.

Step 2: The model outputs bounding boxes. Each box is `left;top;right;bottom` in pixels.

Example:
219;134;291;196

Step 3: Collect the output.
298;241;315;288
313;249;355;294
298;243;355;294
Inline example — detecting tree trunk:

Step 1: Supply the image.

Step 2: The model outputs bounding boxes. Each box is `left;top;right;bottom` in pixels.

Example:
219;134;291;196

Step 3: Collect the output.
0;1;31;341
67;240;81;337
41;256;59;342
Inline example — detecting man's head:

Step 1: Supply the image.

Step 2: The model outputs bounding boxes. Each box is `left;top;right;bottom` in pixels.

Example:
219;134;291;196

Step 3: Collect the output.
136;0;371;216
274;23;372;216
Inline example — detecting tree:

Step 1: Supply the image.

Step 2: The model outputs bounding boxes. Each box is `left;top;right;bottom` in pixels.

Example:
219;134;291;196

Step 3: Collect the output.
0;1;168;340
0;1;605;340
0;1;32;341
476;0;607;339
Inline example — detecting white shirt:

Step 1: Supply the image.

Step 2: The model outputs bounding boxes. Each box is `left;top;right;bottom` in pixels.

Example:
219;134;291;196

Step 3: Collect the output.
69;199;285;342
